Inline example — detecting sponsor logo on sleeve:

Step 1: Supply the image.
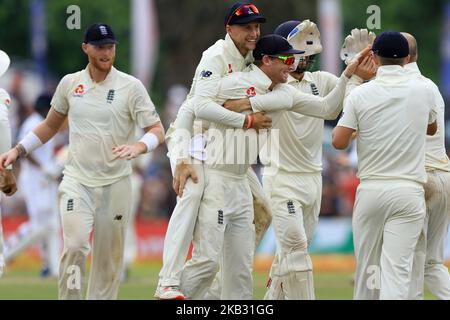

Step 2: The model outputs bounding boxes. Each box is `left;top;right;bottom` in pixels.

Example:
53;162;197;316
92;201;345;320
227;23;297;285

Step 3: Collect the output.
200;70;212;79
246;87;256;97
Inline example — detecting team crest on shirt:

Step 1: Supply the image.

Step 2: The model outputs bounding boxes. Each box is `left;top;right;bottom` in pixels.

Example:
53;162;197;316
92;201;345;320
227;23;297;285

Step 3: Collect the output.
246;87;256;97
228;64;233;73
73;84;85;97
106;89;115;104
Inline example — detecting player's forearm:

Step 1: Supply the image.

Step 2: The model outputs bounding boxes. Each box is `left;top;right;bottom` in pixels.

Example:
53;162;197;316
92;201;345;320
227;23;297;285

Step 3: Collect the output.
249;85;294;112
145;122;165;144
345;75;364;99
33;108;66;144
193;96;245;128
291;74;349;120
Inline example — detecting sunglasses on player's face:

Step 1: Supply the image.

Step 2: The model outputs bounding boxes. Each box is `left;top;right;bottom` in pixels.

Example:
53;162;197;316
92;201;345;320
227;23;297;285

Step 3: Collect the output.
226;4;260;26
266;55;296;66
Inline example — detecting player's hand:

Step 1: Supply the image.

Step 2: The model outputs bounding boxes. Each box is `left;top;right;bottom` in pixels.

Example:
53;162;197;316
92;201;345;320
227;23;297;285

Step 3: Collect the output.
354;54;377;81
173;159;198;197
251;112;272;131
223;98;251;113
0;148;19;173
344;45;372;78
113;142;147;160
0;169;17;196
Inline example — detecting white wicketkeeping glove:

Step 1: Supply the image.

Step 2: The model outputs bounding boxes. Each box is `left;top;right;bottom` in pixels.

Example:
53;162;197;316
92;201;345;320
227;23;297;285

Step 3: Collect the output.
340;28;376;65
287;20;323;56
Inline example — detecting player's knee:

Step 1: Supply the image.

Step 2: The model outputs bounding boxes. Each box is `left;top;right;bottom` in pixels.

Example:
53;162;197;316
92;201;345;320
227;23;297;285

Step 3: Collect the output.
282;226;308;251
63;239;90;257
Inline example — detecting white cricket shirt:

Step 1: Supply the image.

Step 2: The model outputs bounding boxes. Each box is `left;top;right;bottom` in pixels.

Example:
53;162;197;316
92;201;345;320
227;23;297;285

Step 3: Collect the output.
404;62;450;172
337;65;437;184
51;66;161;187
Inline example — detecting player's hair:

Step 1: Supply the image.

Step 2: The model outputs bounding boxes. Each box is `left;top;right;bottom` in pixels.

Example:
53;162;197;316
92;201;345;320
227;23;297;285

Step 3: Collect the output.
254;59;263;67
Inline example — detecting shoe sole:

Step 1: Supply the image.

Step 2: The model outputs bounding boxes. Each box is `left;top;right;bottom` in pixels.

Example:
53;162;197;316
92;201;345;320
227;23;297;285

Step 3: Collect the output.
158;295;185;300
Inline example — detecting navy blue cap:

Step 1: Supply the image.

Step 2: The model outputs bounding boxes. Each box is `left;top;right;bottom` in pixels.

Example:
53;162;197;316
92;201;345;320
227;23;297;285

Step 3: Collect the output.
224;2;266;26
84;23;118;45
372;31;409;58
253;34;304;60
274;20;301;39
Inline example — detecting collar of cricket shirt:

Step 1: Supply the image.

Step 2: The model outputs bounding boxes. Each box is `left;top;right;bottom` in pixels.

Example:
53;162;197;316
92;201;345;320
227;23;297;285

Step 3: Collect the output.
375;65;412;84
404;62;422;77
83;65;117;88
224;33;254;65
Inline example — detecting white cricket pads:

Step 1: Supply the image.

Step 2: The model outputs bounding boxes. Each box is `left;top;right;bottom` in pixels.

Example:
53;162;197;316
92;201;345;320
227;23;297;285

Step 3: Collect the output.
287;20;323;56
340;28;376;65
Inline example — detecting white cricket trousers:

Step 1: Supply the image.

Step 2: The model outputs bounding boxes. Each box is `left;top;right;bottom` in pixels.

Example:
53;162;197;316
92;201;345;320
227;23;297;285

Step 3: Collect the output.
353;179;426;300
123;171;144;271
158;138;206;287
180;168;255;299
409;170;450;299
159;139;269;289
58;176;131;300
263;171;321;300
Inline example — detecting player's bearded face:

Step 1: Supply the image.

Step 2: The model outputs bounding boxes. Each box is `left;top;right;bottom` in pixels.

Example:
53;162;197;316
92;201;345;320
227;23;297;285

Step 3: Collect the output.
294;55;315;74
87;44;116;72
229;22;260;55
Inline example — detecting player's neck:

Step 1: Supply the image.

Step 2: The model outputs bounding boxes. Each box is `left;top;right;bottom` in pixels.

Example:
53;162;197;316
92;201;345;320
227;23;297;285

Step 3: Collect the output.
88;64;112;83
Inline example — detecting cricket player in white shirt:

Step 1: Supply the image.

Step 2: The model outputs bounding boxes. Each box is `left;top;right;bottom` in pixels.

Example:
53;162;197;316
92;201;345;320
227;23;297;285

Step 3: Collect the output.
333;32;438;300
156;2;272;300
0;49;16;278
401;33;450;300
256;21;377;300
3;94;61;277
179;34;366;299
0;23;164;300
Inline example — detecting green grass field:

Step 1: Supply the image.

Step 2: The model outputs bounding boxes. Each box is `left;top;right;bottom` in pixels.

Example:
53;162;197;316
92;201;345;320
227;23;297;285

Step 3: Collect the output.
0;260;437;300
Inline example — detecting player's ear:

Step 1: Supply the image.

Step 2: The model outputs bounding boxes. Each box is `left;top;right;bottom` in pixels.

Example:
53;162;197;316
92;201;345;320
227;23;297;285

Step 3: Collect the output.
226;25;232;35
262;55;271;66
81;43;89;54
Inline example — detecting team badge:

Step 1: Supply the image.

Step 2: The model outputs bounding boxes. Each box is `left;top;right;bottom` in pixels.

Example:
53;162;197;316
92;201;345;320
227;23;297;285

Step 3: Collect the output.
218;210;224;225
228;64;233;73
287;200;296;215
106;89;115;104
246;87;256;97
310;83;319;96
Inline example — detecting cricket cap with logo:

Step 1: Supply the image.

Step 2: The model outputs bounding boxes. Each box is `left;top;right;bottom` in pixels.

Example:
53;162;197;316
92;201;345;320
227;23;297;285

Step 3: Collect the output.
224;2;266;26
253;34;304;61
372;31;409;58
84;23;118;45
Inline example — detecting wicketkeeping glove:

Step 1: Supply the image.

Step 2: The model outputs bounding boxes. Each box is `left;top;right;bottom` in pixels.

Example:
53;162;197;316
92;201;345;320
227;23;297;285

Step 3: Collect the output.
340;28;376;65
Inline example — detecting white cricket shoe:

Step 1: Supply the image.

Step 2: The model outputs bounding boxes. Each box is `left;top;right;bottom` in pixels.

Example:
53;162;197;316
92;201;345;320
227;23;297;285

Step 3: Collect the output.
157;286;185;300
154;285;162;299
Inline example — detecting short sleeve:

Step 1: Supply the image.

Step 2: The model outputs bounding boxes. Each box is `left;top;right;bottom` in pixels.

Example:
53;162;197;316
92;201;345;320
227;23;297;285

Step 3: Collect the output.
129;80;161;128
337;93;358;130
51;75;71;115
